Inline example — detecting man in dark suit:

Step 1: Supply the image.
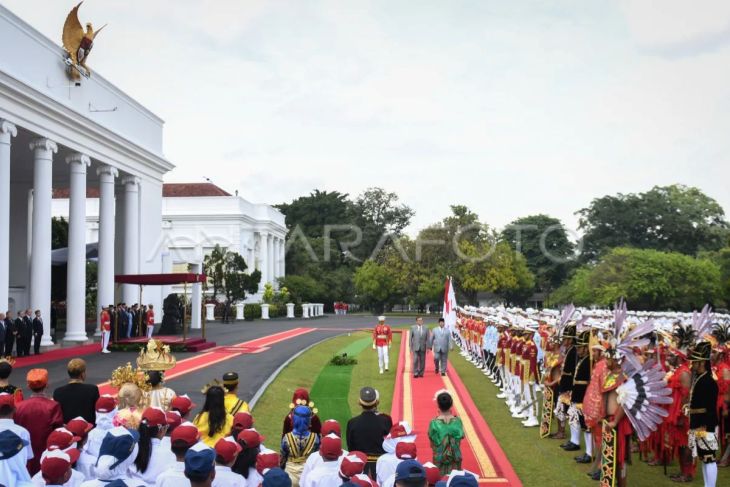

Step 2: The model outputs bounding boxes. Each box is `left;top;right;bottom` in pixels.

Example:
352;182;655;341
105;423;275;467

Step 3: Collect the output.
0;313;6;348
20;309;33;357
14;310;26;357
32;309;44;354
3;311;15;356
130;304;139;337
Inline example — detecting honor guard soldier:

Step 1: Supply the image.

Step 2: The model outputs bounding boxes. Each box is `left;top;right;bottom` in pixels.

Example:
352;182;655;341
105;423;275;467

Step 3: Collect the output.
373;316;393;374
100;306;111;354
222;372;250;415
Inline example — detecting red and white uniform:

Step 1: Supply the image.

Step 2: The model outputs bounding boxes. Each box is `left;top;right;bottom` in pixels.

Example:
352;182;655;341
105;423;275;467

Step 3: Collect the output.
373;323;393;373
146;309;155;338
100;309;111;353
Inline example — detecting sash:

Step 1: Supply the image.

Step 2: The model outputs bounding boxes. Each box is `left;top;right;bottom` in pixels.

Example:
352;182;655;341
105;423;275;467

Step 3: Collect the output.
285;432;317;463
539;386;554;439
599;420;617;487
228;398;245;415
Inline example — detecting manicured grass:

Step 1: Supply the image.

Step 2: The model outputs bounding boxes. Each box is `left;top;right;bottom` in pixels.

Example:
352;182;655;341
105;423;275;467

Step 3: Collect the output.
450;353;729;487
251;331;400;449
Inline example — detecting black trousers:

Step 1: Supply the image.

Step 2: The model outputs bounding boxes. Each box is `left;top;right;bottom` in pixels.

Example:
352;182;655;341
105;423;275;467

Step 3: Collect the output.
33;333;42;354
20;336;31;356
4;336;14;356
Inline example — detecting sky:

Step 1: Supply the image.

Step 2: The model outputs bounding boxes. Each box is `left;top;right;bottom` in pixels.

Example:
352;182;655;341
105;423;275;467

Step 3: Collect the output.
5;0;730;235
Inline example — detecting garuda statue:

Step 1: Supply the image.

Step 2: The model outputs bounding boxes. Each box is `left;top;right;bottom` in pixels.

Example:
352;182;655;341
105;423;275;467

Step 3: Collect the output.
62;2;106;80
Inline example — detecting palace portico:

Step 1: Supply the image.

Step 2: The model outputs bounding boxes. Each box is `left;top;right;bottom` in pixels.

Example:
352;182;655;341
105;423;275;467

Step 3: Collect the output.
0;5;174;344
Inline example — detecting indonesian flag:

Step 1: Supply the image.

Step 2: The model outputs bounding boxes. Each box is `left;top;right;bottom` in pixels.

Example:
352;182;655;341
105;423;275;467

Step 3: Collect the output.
442;277;457;331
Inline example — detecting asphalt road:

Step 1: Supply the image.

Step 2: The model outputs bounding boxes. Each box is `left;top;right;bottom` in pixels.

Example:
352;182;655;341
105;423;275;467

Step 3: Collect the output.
12;314;419;408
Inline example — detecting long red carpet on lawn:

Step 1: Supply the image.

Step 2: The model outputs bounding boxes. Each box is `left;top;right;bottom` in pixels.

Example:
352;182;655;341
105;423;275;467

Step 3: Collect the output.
392;332;521;487
12;342;102;368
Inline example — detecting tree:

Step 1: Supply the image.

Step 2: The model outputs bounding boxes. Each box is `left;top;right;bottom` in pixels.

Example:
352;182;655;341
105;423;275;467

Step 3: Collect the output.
276;190;353;238
501;214;576;292
552;247;722;310
279;275;326;303
351;187;414;261
577;185;729;261
203;245;260;304
353;260;400;313
52;217;69;249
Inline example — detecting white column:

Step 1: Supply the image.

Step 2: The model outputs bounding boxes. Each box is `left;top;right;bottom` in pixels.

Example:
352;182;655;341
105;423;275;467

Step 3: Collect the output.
96;164;117;336
267;234;274;285
279;237;286;277
29;138;57;346
64;153;90;341
121;176;140;304
190;262;202;330
0;120;17;312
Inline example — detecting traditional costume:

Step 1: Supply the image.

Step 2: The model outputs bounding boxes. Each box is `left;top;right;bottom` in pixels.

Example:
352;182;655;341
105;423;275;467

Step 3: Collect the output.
281;404;320;487
373;316;393;374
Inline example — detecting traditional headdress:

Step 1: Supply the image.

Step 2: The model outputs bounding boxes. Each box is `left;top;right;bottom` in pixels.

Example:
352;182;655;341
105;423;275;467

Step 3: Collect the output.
110;363;150;392
688;341;712;362
136;339;176;371
712;322;730;353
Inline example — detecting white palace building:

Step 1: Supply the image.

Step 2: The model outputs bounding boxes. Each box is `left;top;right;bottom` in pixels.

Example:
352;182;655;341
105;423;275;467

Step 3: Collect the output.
0;5;285;344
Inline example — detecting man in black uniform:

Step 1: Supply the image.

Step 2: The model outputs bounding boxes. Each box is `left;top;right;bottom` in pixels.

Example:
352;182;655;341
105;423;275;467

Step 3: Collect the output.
32;310;44;354
346;386;393;478
565;330;592;462
21;309;33;356
3;311;15;356
14;310;27;357
553;324;576;442
687;341;719;487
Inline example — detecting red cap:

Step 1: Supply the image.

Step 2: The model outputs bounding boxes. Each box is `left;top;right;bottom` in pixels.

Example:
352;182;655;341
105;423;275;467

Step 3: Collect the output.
171;422;200;446
142;407;167;427
321;419;341;437
95;395;117;413
0;393;14;408
350;473;378;487
170;395;196;416
65;417;93;438
256;449;280;474
41;448;78;482
233;411;254;429
422;462;440;485
319;433;342;460
166;410;182;430
237;428;264;449
339;451;367;478
46;428;80;450
215;437;243;464
387;422;413;439
395;441;417;460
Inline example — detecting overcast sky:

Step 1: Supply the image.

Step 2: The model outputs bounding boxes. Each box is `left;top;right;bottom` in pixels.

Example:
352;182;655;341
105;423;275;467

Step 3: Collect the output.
5;0;730;234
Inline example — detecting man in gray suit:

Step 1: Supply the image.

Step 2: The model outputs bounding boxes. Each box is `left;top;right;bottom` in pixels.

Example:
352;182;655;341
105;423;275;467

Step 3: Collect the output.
430;317;452;376
409;317;429;378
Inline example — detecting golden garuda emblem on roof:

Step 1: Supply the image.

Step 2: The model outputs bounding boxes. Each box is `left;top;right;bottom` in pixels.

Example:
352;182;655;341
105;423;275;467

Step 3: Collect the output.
62;2;106;81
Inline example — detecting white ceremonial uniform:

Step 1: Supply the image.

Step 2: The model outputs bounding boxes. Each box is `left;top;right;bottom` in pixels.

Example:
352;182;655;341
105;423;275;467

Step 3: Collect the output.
376;452;401;486
213;465;246;487
300;450;348;487
301;460;341;487
155;462;190;487
130;438;177;485
75;449;96;480
244;468;263;487
0;418;34;462
32;469;85;487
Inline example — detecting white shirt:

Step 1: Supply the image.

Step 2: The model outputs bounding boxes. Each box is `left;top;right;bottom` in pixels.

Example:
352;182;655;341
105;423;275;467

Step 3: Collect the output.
80;477;145;487
376;453;400;486
130;438;177;486
155;461;190;487
244;467;262;487
382;473;396;487
300;450;348;487
0;418;34;462
213;465;246;487
86;425;114;458
75;449;96;480
305;469;342;487
31;469;84;487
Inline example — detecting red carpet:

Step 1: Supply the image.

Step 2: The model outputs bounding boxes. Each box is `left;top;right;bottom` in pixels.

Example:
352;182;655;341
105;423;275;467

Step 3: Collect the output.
392;332;521;486
97;327;315;394
12;342;102;368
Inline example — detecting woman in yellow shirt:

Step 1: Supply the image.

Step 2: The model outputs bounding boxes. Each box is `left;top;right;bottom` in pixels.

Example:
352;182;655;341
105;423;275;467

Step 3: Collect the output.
193;383;233;447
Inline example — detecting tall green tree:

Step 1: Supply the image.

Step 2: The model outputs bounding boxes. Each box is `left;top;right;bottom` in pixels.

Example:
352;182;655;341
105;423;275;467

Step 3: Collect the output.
353;259;401;312
552;247;722;310
577;185;729;261
501;214;576;292
352;187;414;261
203;245;261;304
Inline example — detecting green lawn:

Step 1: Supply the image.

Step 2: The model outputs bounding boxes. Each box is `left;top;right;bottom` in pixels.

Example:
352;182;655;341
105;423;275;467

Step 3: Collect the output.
451;353;729;487
252;331;401;449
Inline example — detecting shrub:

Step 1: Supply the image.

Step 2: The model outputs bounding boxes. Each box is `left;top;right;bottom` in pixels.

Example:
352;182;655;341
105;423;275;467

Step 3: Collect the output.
329;353;358;366
244;304;262;321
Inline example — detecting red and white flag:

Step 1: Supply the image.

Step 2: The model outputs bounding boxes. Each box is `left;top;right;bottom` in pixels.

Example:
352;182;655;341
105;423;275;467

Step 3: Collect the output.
442;277;457;330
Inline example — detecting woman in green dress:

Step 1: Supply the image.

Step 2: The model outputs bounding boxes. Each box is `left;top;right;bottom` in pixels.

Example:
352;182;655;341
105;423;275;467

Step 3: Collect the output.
428;390;464;475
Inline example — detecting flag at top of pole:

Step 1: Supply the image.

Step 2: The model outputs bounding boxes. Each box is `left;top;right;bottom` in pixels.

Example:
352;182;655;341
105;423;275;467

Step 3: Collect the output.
442;276;457;330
